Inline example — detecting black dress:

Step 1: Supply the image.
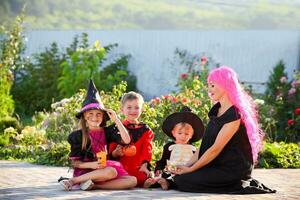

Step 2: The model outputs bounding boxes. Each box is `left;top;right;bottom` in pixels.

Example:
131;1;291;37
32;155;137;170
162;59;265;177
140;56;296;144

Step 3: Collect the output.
173;103;276;194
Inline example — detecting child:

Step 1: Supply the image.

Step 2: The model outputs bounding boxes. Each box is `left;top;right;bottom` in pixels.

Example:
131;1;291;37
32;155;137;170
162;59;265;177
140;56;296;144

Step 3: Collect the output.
59;80;137;191
144;106;204;190
109;91;154;187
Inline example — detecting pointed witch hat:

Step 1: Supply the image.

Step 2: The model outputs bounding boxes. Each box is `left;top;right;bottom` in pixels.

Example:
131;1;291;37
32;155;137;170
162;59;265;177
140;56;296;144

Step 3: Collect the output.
76;79;107;119
162;106;205;143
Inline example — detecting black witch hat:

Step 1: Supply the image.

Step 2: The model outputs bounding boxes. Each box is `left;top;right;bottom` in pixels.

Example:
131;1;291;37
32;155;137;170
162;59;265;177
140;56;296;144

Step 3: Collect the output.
76;79;107;119
162;106;205;142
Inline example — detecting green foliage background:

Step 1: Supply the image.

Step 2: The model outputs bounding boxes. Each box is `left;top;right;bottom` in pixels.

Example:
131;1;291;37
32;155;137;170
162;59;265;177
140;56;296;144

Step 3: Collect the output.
1;0;299;29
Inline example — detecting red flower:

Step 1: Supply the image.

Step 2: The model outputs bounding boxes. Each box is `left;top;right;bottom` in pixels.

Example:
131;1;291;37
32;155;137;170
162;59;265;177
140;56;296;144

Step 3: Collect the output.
288;119;295;126
171;97;178;103
162;95;171;100
151;97;161;104
181;98;188;104
295;108;300;115
180;73;188;79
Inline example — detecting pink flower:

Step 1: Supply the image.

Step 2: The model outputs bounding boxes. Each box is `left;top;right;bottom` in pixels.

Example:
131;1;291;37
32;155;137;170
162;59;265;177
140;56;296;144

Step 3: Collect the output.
280;76;287;83
291;80;300;88
200;56;207;65
154;97;161;104
288;88;296;95
180;73;189;79
288;119;295;126
295;108;300;115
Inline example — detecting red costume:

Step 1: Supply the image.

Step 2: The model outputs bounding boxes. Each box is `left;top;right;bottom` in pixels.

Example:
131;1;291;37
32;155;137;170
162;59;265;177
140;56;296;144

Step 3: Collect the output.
109;119;154;187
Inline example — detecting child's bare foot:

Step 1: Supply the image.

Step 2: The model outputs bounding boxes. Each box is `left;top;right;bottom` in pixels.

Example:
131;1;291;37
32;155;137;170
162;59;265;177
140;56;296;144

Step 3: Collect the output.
143;178;157;188
157;178;169;190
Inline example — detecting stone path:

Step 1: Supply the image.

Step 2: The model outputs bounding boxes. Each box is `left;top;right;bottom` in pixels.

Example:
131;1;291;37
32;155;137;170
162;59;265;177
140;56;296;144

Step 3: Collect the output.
0;160;299;200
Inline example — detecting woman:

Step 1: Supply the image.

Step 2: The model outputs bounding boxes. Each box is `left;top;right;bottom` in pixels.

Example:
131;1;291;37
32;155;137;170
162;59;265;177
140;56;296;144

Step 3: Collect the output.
166;66;275;194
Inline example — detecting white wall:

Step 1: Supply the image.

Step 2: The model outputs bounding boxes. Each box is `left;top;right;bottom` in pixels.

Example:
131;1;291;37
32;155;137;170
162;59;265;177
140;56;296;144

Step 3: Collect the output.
25;30;300;98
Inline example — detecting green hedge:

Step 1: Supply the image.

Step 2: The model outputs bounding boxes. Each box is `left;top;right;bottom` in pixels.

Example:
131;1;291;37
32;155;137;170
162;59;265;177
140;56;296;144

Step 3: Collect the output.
258;142;300;168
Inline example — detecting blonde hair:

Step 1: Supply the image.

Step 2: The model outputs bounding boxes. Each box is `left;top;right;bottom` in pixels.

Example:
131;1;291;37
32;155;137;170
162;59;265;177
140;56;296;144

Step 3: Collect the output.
121;91;144;106
79;118;89;150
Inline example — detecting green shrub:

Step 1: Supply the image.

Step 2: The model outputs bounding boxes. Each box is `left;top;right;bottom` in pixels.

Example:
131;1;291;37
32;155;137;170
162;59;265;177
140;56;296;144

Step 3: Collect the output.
0;116;21;133
262;61;300;142
0;127;18;147
0;13;25;118
34;141;70;166
258;142;300;168
13;33;137;118
12;42;64;118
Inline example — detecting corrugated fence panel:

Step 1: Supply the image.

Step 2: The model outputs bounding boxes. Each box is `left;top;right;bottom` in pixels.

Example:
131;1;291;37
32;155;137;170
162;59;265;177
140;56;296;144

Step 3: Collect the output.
24;30;300;98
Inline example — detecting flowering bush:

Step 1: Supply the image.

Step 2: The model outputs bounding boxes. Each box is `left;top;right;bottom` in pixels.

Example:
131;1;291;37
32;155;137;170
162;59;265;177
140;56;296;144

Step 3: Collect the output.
263;61;300;142
147;51;212;145
15;126;47;146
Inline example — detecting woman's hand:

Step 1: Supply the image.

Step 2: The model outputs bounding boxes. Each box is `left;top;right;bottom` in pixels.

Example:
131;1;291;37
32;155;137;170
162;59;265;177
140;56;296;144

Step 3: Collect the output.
173;165;193;175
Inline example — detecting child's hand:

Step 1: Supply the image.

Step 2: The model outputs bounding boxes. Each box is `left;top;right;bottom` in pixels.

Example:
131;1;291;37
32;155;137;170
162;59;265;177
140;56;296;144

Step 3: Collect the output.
139;163;151;177
104;108;118;122
112;145;124;157
155;170;162;177
90;161;105;169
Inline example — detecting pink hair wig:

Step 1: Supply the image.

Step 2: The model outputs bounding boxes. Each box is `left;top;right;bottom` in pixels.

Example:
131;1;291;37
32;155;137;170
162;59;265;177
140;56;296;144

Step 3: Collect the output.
207;66;264;162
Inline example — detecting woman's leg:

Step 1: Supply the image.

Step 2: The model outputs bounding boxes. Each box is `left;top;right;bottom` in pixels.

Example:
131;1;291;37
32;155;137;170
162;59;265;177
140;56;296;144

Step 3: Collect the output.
173;168;240;193
71;167;117;185
93;176;137;190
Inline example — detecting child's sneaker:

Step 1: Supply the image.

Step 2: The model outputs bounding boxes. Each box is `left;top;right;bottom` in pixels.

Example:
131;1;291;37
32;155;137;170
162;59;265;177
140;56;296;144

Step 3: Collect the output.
80;180;94;191
59;179;73;191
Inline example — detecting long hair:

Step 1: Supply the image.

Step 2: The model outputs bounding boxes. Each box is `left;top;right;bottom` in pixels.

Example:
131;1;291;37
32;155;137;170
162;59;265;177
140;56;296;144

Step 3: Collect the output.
79;110;109;150
207;66;264;162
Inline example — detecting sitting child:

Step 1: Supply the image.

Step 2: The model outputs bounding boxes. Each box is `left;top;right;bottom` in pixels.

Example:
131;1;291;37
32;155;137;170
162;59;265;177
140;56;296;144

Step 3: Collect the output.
144;106;204;190
109;91;154;187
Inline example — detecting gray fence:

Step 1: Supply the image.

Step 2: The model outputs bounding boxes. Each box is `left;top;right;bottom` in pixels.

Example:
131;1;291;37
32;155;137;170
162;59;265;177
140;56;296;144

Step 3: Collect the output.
24;30;300;98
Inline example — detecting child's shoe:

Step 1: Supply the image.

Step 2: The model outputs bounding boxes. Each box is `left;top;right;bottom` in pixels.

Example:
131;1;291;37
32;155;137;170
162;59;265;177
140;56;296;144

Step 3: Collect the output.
80;179;94;191
59;179;73;191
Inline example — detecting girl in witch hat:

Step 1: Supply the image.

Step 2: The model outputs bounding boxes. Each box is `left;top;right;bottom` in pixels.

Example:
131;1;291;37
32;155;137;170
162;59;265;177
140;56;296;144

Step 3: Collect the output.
59;80;137;191
144;106;204;189
163;66;276;194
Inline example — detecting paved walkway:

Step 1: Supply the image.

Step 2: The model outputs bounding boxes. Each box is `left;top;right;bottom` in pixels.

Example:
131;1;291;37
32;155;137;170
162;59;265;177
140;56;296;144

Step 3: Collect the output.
0;160;299;200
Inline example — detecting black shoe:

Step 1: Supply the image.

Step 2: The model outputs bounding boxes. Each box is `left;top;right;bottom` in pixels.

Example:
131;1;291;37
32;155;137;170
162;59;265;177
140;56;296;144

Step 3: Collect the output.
58;176;69;183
